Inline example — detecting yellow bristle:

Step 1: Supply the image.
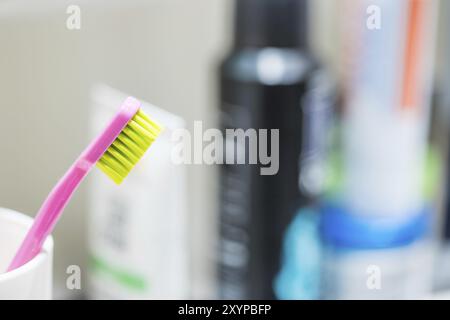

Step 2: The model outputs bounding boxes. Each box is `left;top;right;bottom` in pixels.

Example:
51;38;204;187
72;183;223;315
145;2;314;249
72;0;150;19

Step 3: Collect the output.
96;109;163;184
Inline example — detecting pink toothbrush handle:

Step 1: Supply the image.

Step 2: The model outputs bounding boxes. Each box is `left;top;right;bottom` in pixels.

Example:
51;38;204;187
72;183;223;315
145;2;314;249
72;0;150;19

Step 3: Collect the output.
7;161;91;271
7;97;140;271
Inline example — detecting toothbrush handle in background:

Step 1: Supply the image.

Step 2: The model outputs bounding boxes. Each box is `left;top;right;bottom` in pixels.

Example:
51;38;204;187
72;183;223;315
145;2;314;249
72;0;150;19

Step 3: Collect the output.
7;161;91;271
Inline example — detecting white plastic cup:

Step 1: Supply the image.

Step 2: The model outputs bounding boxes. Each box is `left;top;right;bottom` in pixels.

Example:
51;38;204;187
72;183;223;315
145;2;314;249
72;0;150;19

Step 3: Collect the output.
0;208;53;299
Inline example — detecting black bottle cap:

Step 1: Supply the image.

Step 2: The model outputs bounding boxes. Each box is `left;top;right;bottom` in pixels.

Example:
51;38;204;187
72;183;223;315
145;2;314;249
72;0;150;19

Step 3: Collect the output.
234;0;309;48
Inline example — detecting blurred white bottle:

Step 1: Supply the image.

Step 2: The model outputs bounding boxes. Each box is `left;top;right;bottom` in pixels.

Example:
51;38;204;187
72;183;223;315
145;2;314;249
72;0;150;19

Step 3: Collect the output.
87;85;189;299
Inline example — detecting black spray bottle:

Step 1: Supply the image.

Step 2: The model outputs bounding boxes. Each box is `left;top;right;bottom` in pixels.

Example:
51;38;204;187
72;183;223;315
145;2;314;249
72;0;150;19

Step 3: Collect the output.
218;0;334;299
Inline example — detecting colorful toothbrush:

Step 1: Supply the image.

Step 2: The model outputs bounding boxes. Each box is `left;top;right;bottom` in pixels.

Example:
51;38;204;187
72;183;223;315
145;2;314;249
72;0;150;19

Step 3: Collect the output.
7;97;162;271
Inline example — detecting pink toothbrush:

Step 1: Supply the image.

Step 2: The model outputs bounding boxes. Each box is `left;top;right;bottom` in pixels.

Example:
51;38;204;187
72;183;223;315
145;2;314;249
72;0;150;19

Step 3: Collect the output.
7;97;162;271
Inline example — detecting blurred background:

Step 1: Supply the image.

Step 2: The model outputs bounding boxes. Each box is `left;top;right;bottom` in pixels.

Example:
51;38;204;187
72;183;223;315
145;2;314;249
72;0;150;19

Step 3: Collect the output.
0;0;449;299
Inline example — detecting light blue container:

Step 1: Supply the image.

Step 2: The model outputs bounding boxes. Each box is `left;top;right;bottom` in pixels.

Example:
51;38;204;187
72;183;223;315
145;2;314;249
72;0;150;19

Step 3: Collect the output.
320;202;434;300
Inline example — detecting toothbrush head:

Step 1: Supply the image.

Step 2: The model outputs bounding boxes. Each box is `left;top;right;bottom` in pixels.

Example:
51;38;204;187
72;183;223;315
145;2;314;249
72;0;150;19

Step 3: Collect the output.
96;102;163;185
